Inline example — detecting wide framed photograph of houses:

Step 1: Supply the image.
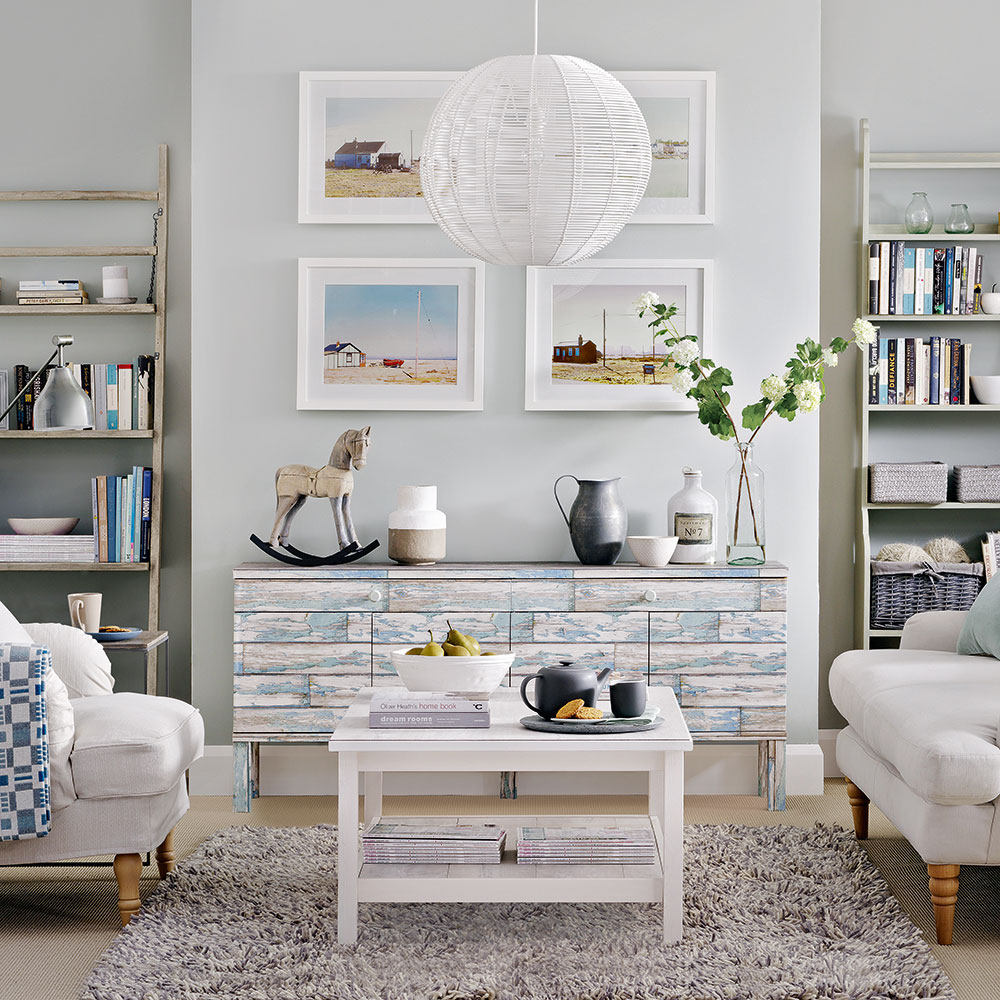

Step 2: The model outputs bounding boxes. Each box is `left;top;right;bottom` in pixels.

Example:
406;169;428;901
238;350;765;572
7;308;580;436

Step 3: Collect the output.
524;260;713;411
297;258;485;411
298;71;459;224
615;72;715;224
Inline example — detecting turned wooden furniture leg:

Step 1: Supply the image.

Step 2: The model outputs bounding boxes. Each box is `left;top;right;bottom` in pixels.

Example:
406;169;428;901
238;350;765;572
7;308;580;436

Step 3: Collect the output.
845;779;870;840
113;852;142;926
928;864;960;945
156;828;176;878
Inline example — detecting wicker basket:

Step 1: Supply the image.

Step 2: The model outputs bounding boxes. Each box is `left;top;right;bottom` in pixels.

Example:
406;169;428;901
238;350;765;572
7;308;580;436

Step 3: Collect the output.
870;560;984;629
868;462;947;504
954;465;1000;503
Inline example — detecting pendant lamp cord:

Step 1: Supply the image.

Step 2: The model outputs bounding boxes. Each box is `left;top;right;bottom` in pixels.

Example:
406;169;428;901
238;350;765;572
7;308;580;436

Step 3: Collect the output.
533;0;538;54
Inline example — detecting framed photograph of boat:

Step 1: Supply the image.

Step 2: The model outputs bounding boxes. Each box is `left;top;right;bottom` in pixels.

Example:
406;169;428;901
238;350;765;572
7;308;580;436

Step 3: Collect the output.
297;258;485;411
524;259;713;412
298;71;460;224
614;71;715;224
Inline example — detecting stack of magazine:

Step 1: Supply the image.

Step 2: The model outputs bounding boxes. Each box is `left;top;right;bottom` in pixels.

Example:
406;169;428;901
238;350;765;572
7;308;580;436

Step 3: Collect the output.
361;822;506;864
0;534;96;563
516;826;658;865
982;531;1000;582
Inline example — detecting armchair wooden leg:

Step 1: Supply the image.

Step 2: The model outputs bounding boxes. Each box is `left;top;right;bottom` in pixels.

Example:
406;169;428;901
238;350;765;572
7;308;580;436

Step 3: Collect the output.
113;853;142;926
156;828;176;878
928;864;960;945
845;778;869;840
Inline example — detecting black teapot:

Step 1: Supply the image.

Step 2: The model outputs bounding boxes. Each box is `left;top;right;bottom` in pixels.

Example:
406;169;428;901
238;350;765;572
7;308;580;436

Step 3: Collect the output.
519;660;613;720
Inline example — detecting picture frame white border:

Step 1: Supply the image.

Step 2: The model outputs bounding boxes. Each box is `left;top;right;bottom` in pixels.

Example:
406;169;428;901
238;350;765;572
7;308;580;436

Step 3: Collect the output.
524;259;714;412
614;71;716;225
297;257;486;411
298;70;460;224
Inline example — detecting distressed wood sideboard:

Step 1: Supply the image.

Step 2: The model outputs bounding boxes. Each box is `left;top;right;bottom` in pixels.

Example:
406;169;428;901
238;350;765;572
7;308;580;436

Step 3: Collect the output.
232;561;789;812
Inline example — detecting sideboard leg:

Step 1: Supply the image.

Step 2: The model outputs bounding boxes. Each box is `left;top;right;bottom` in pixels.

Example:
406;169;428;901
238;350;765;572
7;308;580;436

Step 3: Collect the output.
249;741;260;800
233;741;251;813
758;739;786;811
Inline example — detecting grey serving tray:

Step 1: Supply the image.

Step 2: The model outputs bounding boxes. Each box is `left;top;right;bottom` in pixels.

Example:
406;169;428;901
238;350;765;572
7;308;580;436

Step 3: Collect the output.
519;715;664;735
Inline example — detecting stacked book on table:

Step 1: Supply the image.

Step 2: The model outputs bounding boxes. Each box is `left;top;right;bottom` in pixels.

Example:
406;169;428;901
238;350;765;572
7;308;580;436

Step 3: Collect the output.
361;822;506;864
516;826;658;865
16;279;89;306
0;534;96;563
368;687;489;729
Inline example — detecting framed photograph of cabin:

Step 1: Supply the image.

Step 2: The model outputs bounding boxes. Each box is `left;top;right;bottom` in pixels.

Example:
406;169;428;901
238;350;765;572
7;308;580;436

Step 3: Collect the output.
615;71;715;224
298;71;460;224
524;260;713;411
297;258;485;410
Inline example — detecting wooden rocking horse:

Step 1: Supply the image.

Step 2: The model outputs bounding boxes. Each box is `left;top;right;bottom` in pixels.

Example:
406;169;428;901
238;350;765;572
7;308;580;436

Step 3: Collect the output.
249;426;380;566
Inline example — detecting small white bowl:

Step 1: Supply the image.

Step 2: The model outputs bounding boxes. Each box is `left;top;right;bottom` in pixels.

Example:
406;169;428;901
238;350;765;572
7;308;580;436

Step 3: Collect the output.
627;535;679;567
388;647;516;697
8;516;80;536
970;375;1000;405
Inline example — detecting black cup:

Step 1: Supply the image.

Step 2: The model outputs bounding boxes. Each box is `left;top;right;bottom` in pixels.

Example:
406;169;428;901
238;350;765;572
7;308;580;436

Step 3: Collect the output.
609;679;647;718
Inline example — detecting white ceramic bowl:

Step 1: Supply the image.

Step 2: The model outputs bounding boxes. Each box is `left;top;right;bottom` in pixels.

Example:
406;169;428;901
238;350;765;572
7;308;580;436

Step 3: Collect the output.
970;375;1000;405
626;535;679;567
388;647;516;696
8;516;80;536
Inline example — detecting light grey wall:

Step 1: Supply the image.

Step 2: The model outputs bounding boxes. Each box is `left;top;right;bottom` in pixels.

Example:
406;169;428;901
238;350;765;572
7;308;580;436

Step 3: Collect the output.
819;0;1000;728
191;0;822;745
0;0;191;700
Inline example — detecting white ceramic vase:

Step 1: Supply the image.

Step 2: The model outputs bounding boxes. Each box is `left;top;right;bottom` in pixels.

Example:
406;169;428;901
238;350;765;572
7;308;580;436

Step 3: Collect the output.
388;486;446;566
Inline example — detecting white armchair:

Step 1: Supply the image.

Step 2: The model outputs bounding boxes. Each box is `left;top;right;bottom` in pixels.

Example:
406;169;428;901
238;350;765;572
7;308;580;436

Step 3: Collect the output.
0;619;203;925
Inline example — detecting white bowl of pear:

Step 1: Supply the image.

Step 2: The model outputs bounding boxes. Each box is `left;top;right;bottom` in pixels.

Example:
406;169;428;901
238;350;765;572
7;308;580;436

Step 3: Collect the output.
389;622;516;697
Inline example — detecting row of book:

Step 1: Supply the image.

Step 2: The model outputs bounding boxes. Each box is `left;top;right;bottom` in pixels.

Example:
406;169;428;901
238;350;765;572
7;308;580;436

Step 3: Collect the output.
362;822;506;864
14;279;90;306
0;534;96;564
517;826;658;865
368;689;490;729
866;242;985;316
4;356;156;431
982;531;1000;582
866;337;973;405
90;468;153;563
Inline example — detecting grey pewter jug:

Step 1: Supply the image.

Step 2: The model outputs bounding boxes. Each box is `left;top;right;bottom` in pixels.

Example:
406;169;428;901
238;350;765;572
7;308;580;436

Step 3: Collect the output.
554;475;627;565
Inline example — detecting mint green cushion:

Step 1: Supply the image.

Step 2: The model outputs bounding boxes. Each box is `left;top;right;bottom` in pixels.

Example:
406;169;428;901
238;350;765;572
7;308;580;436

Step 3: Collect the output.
957;575;1000;658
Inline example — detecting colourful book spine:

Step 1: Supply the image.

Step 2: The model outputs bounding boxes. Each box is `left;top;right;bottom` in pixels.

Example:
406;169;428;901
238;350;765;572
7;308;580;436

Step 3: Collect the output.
933;248;946;313
944;247;955;314
140;468;152;562
963;343;972;404
930;337;941;405
107;365;118;431
868;242;879;315
878;242;891;315
966;248;977;314
902;246;916;314
878;339;889;405
118;364;133;431
952;249;963;315
97;477;108;563
108;476;118;563
886;338;898;405
950;339;963;404
974;253;984;313
887;241;898;315
914;247;925;315
923;248;934;315
904;338;916;404
959;247;969;314
920;343;930;404
868;340;879;404
91;478;99;562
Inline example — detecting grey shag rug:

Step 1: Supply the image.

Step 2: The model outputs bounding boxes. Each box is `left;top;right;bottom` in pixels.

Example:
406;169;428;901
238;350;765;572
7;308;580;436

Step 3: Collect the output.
82;823;954;1000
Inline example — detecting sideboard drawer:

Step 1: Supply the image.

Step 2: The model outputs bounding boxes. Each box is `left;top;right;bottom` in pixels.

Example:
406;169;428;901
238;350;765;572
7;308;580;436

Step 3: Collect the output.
235;579;387;612
740;707;786;735
387;581;511;612
234;674;309;708
679;674;785;708
573;580;761;612
681;707;740;734
238;642;371;675
528;612;648;643
234;611;370;643
510;580;573;611
233;707;340;735
372;612;510;647
649;643;786;677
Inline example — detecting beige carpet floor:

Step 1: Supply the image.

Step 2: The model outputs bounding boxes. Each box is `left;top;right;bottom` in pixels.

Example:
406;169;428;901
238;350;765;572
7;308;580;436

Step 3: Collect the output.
2;780;997;1000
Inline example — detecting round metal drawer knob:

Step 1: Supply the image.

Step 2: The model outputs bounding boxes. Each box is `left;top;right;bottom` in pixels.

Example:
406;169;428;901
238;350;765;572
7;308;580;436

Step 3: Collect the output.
642;589;657;603
368;588;383;603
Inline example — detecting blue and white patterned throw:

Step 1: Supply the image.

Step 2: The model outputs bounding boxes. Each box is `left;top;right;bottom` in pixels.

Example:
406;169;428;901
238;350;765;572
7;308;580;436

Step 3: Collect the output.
0;644;51;840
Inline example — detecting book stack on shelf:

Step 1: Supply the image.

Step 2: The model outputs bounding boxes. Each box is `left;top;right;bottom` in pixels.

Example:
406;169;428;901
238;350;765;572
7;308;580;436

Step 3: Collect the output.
0;534;96;564
516;826;658;865
866;336;973;405
361;822;506;864
982;532;1000;582
91;467;153;563
368;688;490;729
15;279;89;306
866;242;985;315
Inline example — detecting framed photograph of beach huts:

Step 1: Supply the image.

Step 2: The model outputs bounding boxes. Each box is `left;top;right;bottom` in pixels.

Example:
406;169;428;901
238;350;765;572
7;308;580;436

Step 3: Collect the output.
298;71;460;224
614;72;715;224
297;258;485;410
525;260;713;411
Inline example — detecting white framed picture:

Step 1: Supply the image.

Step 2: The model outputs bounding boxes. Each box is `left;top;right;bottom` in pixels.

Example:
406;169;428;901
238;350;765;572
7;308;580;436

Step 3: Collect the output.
525;259;713;412
615;71;715;224
297;258;485;411
298;71;460;224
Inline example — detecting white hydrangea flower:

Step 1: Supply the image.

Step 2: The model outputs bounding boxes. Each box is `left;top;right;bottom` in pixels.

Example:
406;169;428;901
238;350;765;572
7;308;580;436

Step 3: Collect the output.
759;374;787;403
668;338;699;366
670;367;696;395
821;347;839;367
633;290;660;315
851;318;878;348
793;379;822;413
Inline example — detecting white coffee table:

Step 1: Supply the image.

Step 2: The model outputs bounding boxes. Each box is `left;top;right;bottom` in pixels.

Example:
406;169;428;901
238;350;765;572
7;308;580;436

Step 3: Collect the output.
328;687;692;946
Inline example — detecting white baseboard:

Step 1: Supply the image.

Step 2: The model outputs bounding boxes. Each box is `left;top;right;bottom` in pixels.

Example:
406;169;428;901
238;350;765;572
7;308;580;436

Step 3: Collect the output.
190;741;826;798
819;728;843;777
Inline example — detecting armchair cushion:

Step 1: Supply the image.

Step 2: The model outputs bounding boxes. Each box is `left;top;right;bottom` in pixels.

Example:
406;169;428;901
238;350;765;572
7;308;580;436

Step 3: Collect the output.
70;693;203;800
22;623;113;700
899;610;968;652
957;575;1000;660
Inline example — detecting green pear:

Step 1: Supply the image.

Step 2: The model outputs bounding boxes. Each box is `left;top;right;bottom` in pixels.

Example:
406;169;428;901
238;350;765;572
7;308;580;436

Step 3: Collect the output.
446;620;481;656
405;646;424;655
419;630;445;656
442;641;471;656
480;651;497;656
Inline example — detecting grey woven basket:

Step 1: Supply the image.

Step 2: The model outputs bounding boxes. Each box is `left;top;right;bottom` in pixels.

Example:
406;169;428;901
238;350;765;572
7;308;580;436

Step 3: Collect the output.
870;560;984;629
869;462;947;504
955;465;1000;503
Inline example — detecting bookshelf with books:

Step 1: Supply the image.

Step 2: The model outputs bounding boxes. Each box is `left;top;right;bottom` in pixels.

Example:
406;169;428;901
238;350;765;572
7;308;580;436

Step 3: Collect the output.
855;121;1000;649
0;146;168;653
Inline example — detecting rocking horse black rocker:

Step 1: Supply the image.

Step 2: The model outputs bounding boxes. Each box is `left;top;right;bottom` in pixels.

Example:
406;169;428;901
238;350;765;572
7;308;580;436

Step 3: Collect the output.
250;426;380;567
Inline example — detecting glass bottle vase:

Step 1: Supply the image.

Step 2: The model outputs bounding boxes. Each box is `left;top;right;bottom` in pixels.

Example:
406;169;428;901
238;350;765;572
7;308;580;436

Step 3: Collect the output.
726;442;765;566
945;203;974;234
904;192;933;234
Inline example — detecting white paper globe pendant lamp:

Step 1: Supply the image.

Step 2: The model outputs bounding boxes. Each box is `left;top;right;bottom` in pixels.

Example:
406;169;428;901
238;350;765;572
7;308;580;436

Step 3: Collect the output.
421;1;651;266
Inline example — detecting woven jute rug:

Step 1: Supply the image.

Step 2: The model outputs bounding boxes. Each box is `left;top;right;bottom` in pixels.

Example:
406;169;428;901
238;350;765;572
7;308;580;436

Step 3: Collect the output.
81;823;953;1000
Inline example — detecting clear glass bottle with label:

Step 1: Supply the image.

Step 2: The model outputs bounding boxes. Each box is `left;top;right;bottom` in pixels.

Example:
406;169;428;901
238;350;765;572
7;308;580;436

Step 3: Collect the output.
666;467;718;564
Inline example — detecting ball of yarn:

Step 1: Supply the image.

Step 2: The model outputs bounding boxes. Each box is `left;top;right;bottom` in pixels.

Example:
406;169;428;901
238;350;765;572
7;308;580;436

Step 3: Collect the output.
875;542;930;563
923;537;970;564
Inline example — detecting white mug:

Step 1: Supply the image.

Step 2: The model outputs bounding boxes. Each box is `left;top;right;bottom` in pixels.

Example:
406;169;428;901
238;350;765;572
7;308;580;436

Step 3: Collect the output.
68;592;102;633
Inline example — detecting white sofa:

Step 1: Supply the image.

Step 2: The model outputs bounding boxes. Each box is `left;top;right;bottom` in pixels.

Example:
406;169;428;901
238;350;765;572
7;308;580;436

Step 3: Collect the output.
830;610;1000;944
